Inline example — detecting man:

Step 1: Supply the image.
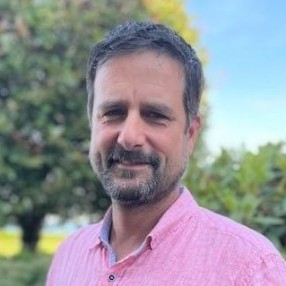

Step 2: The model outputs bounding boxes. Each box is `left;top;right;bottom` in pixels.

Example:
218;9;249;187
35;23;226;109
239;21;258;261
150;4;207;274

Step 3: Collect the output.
47;21;286;285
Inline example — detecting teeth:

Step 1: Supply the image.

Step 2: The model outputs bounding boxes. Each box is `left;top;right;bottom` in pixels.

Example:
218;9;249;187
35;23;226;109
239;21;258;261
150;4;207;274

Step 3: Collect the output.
119;161;144;165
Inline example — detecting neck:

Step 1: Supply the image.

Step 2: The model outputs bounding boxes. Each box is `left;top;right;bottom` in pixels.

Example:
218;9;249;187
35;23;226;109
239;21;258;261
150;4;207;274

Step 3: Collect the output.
110;188;180;261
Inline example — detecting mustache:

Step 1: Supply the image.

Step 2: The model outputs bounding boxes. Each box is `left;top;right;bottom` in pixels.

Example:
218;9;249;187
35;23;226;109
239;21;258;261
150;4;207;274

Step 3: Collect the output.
106;145;160;169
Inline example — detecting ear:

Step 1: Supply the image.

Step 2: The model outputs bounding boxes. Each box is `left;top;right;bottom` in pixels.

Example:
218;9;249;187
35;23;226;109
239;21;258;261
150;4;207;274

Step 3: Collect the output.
186;115;201;154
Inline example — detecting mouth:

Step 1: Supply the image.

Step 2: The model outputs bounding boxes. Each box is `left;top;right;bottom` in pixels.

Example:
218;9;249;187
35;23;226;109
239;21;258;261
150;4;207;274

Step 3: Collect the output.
106;146;160;170
113;160;150;168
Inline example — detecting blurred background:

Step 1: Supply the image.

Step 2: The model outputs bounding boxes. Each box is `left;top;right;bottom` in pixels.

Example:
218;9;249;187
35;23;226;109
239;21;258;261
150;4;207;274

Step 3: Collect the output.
187;0;286;154
0;0;285;285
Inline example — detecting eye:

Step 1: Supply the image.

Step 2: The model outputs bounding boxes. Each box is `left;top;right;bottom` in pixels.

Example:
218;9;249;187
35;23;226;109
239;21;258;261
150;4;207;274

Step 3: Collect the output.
104;109;124;117
147;111;165;119
102;108;126;121
143;110;169;123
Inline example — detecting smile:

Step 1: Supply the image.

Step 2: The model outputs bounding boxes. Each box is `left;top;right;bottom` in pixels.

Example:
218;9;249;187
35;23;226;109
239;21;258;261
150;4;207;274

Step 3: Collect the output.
115;162;150;168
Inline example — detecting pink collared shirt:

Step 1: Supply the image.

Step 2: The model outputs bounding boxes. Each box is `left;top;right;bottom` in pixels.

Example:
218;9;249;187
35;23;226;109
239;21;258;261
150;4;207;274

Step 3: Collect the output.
46;188;286;285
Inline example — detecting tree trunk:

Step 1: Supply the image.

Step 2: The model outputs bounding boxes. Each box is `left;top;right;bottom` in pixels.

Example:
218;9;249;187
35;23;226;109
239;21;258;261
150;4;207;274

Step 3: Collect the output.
17;211;45;252
281;232;286;248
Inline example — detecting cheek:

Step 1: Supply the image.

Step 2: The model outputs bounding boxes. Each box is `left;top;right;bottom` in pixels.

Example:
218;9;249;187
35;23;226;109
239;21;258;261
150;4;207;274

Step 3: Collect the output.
90;125;98;146
162;134;190;164
90;125;103;156
152;133;179;161
90;125;116;154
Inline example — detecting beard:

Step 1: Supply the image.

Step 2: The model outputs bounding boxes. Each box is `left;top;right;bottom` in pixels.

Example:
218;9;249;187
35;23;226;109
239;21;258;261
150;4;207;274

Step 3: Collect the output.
90;144;186;206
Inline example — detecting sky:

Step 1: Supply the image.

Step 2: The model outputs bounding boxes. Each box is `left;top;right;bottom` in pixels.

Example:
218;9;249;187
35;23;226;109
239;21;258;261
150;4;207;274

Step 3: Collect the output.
185;0;286;154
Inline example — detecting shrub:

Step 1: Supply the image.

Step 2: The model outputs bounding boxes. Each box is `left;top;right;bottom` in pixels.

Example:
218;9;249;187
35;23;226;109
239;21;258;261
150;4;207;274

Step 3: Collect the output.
0;252;51;286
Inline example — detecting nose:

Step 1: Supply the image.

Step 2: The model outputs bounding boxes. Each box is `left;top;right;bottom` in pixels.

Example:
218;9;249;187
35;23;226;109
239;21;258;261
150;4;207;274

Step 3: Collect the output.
117;112;146;151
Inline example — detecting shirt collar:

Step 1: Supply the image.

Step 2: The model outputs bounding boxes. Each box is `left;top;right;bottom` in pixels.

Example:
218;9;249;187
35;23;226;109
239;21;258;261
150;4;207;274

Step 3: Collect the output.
147;186;199;249
90;186;199;251
89;208;112;250
99;208;112;246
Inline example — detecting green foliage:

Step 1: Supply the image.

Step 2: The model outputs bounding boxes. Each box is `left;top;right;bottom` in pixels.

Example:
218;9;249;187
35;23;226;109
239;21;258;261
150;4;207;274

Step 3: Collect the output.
0;252;51;286
185;142;286;252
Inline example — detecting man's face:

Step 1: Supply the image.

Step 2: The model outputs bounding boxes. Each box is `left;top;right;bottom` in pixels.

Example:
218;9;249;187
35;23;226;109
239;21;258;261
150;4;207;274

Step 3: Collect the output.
89;51;200;206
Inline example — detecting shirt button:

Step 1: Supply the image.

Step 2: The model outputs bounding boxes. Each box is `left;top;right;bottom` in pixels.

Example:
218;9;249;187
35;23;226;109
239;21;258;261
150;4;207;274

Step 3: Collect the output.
108;274;116;282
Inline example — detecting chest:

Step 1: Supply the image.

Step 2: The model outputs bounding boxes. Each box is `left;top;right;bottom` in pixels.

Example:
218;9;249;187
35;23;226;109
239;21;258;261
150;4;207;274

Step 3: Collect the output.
55;244;242;286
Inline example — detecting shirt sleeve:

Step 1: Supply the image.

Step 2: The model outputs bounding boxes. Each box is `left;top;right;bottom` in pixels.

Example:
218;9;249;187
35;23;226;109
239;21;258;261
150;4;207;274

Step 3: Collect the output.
250;253;286;285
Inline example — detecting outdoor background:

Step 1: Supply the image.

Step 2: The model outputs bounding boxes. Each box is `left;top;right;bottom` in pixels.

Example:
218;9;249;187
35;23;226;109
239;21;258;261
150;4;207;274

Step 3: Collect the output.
0;0;285;285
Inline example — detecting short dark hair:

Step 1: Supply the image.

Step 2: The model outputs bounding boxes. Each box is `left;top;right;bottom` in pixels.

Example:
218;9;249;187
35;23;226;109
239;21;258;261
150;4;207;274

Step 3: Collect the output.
86;21;204;125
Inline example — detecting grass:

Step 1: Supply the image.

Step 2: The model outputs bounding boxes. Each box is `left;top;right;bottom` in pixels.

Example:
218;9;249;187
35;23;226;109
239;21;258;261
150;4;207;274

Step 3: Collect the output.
38;232;67;254
0;230;66;257
0;230;66;286
0;251;52;286
0;231;21;257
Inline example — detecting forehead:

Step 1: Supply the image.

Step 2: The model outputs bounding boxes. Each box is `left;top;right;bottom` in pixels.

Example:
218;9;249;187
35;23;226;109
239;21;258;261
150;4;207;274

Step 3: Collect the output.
94;51;185;105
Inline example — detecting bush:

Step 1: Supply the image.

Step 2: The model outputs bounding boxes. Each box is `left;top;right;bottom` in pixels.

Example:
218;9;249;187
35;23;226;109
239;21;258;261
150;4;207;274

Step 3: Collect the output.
0;252;51;286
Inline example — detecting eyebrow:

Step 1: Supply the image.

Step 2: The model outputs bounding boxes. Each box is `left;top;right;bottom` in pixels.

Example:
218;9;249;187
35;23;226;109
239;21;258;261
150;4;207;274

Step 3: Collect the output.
96;100;127;112
96;100;175;119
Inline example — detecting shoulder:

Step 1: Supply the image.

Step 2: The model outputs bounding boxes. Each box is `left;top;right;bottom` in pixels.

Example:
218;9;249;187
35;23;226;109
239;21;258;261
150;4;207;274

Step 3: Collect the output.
55;221;102;256
198;207;280;257
195;207;286;284
46;222;103;285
